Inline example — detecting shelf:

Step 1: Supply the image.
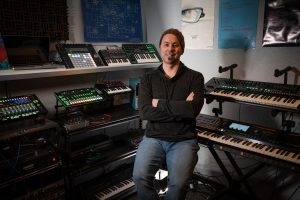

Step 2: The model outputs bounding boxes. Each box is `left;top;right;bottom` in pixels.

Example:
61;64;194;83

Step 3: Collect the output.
0;63;159;81
62;104;140;139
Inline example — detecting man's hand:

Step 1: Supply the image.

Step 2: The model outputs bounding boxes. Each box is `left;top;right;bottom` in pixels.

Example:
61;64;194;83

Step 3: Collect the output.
152;99;159;107
186;92;194;101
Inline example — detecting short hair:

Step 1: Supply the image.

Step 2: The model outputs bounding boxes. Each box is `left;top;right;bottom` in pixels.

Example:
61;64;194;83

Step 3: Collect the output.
159;28;185;53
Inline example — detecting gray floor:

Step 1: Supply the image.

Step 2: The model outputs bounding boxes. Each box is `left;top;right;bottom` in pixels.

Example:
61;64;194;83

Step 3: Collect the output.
123;146;300;200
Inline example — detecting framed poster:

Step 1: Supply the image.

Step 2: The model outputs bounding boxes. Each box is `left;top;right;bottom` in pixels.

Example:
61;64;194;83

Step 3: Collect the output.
181;0;215;49
263;0;300;47
218;0;259;49
82;0;143;42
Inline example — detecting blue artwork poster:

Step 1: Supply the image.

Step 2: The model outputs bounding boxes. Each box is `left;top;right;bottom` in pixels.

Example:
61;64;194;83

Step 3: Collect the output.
82;0;143;43
218;0;259;49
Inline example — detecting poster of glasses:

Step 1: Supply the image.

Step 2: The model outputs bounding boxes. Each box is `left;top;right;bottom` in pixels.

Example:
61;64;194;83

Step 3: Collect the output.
181;0;215;49
263;0;300;47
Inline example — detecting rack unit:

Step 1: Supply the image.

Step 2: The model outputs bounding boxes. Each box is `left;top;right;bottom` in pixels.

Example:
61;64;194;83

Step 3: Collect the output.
0;118;63;199
0;61;159;199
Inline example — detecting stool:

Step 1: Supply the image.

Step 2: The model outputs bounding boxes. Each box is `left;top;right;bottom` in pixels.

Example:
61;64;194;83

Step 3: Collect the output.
153;162;168;196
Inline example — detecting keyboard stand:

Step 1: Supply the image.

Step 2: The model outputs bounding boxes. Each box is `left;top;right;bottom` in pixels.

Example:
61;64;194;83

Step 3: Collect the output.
205;143;264;200
272;66;297;132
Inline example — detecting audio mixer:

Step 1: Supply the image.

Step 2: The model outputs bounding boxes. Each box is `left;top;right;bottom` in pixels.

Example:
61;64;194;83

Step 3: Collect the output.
55;87;106;108
0;94;47;122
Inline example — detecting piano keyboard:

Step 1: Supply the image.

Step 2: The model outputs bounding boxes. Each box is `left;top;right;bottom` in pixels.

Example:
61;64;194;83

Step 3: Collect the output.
196;114;300;171
205;77;300;112
105;58;131;66
122;43;162;64
98;49;131;67
210;89;300;111
133;53;161;64
197;130;300;166
102;86;131;95
95;178;135;200
95;81;132;95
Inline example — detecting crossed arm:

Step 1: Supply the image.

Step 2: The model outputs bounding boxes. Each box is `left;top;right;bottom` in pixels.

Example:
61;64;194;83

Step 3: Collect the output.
139;74;204;122
152;91;194;107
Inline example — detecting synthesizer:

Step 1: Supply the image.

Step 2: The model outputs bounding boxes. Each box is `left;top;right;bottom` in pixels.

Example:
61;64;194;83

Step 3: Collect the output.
95;81;132;95
56;43;105;68
122;43;162;64
0;94;47;122
196;114;300;171
98;46;131;67
205;77;300;112
95;177;135;200
80;165;136;200
55;87;105;108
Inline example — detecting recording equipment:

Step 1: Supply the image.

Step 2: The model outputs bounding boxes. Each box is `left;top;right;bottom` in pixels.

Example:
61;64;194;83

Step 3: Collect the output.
0;119;60;189
98;46;131;66
0;94;47;122
58;111;89;132
122;43;162;64
196;114;300;171
55;87;105;108
2;36;49;67
95;81;132;95
55;43;105;68
205;77;300;112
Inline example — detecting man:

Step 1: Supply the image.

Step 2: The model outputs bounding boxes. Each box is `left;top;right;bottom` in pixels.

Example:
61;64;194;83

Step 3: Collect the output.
132;28;204;200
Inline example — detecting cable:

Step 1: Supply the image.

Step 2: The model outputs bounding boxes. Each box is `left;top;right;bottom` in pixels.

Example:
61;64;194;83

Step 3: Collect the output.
11;142;21;173
89;114;112;124
287;184;300;200
0;147;21;175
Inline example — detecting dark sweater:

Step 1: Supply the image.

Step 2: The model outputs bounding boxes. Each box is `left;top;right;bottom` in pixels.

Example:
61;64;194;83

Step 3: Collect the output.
138;62;204;141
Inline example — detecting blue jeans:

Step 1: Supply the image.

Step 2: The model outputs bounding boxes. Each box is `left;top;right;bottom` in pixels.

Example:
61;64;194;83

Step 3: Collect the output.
132;136;199;200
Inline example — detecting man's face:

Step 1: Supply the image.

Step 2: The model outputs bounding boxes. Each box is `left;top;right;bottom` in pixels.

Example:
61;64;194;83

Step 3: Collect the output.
160;34;183;65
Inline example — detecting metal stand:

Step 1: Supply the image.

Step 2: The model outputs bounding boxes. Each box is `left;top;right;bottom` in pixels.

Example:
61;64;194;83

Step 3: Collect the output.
207;144;263;200
273;66;296;132
212;64;238;117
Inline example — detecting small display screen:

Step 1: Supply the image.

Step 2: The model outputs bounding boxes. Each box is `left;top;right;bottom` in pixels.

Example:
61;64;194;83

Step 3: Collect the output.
228;122;250;133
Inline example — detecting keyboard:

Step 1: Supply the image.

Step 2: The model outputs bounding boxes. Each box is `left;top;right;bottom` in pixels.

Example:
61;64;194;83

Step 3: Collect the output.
196;114;300;171
205;77;300;112
122;43;162;64
95;81;132;95
98;47;131;67
95;178;135;200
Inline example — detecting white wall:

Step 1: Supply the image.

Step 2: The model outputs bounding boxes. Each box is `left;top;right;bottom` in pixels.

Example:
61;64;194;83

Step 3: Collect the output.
141;0;300;199
142;0;300;132
1;0;299;198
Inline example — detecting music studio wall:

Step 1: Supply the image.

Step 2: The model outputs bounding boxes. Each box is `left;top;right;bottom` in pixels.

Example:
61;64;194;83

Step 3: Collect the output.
0;0;299;199
145;1;300;199
1;0;299;131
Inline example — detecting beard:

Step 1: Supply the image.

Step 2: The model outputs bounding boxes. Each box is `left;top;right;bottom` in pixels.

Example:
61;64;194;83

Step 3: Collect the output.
164;52;180;64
